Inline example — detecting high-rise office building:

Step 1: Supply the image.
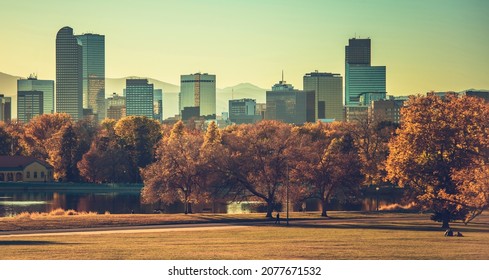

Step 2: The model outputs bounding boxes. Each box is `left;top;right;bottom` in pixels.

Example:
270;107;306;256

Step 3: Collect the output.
345;38;371;65
345;38;386;106
17;91;43;123
76;33;105;121
56;26;83;121
179;73;216;118
229;98;261;124
17;75;54;115
0;94;12;122
153;89;163;122
125;79;154;119
345;65;386;104
105;93;126;121
303;71;343;121
266;80;315;125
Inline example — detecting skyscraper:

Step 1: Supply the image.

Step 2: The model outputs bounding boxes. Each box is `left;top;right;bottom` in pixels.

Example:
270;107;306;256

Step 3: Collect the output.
179;73;216;118
229;98;261;124
303;71;343;121
346;65;386;104
56;26;83;121
345;38;386;106
76;33;105;121
17;75;54;115
153;89;163;122
0;94;12;122
17;91;43;123
125;79;154;118
266;80;315;125
105;93;126;121
345;38;371;65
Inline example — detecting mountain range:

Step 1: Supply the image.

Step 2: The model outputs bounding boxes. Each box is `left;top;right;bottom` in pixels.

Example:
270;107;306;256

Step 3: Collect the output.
0;72;267;120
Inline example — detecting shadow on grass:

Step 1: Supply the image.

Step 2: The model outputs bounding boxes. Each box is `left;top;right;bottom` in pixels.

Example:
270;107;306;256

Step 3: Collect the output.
261;221;489;233
0;240;76;246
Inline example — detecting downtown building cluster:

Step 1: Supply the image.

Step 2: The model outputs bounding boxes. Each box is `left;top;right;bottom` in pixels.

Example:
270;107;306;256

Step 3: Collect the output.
2;27;489;125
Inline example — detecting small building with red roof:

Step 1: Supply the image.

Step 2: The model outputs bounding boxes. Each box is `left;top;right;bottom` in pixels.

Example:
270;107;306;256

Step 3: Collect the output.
0;156;54;182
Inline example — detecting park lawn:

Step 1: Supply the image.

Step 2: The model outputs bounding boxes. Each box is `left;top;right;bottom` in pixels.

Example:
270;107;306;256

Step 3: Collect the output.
0;212;332;232
1;212;488;260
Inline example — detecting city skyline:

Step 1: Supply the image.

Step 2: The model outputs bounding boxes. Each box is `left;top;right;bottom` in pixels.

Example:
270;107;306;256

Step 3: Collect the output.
0;0;488;95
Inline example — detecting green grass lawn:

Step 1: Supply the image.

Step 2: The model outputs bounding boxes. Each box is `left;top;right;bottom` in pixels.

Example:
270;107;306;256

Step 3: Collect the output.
1;212;488;260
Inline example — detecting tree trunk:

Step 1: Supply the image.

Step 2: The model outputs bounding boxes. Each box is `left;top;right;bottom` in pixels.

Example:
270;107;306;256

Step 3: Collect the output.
187;202;193;214
321;199;328;217
442;210;450;229
266;201;274;218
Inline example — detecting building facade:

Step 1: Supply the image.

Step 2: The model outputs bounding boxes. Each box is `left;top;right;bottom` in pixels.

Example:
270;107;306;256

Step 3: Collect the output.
345;65;386;105
17;76;54;115
0;156;54;182
266;80;315;125
17;91;43;123
125;79;154;119
76;33;105;121
345;38;386;106
229;98;261;124
303;71;343;121
56;26;83;121
153;89;163;122
0;94;11;122
179;73;216;118
105;93;126;120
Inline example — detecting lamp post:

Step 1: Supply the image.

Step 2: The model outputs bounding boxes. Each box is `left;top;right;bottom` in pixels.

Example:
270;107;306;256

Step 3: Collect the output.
286;162;289;226
375;187;380;212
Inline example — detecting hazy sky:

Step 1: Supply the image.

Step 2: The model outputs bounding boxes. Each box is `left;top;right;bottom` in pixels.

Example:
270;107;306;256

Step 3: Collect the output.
0;0;488;94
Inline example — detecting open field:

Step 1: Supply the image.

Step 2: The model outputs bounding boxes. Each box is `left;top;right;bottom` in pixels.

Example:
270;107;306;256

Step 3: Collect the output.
1;211;489;259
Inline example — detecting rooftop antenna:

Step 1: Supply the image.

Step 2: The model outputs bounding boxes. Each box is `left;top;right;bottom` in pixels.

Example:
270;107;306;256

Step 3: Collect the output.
282;70;284;83
232;88;234;100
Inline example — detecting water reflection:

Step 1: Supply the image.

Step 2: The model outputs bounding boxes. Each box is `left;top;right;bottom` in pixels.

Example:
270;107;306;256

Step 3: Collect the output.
0;189;403;217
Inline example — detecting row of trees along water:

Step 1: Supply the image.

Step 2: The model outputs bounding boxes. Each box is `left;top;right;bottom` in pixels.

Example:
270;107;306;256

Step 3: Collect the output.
0;93;488;227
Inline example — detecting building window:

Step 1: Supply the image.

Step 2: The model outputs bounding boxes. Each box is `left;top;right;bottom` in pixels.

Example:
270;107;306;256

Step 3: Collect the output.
34;171;38;178
27;171;30;178
41;172;45;178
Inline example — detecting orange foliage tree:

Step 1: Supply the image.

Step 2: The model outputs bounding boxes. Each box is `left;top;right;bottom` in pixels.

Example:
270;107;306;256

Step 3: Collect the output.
386;94;489;228
351;113;396;187
294;122;363;217
141;121;207;214
220;121;297;218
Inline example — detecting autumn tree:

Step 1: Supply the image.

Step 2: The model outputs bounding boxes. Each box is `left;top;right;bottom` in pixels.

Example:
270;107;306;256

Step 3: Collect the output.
4;121;26;156
141;121;207;214
0;122;12;155
294;122;363;217
114;116;162;182
78;121;133;183
351;112;396;187
386;94;489;228
48;123;79;181
23;113;73;160
220;121;297;218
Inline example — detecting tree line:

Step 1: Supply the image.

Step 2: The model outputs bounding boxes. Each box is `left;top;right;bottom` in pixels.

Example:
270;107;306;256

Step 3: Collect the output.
0;93;488;227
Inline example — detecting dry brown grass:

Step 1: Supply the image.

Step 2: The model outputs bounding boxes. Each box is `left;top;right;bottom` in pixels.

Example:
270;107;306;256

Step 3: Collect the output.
1;212;488;260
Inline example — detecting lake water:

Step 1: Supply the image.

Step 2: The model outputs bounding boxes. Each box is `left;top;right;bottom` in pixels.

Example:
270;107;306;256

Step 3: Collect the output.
0;185;404;217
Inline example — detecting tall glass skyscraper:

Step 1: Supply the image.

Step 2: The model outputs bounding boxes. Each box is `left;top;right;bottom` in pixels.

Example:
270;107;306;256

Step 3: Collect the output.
17;90;43;123
179;73;216;118
303;71;343;121
345;64;386;104
76;33;105;121
125;79;154;119
345;38;386;105
17;76;54;115
56;26;83;121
